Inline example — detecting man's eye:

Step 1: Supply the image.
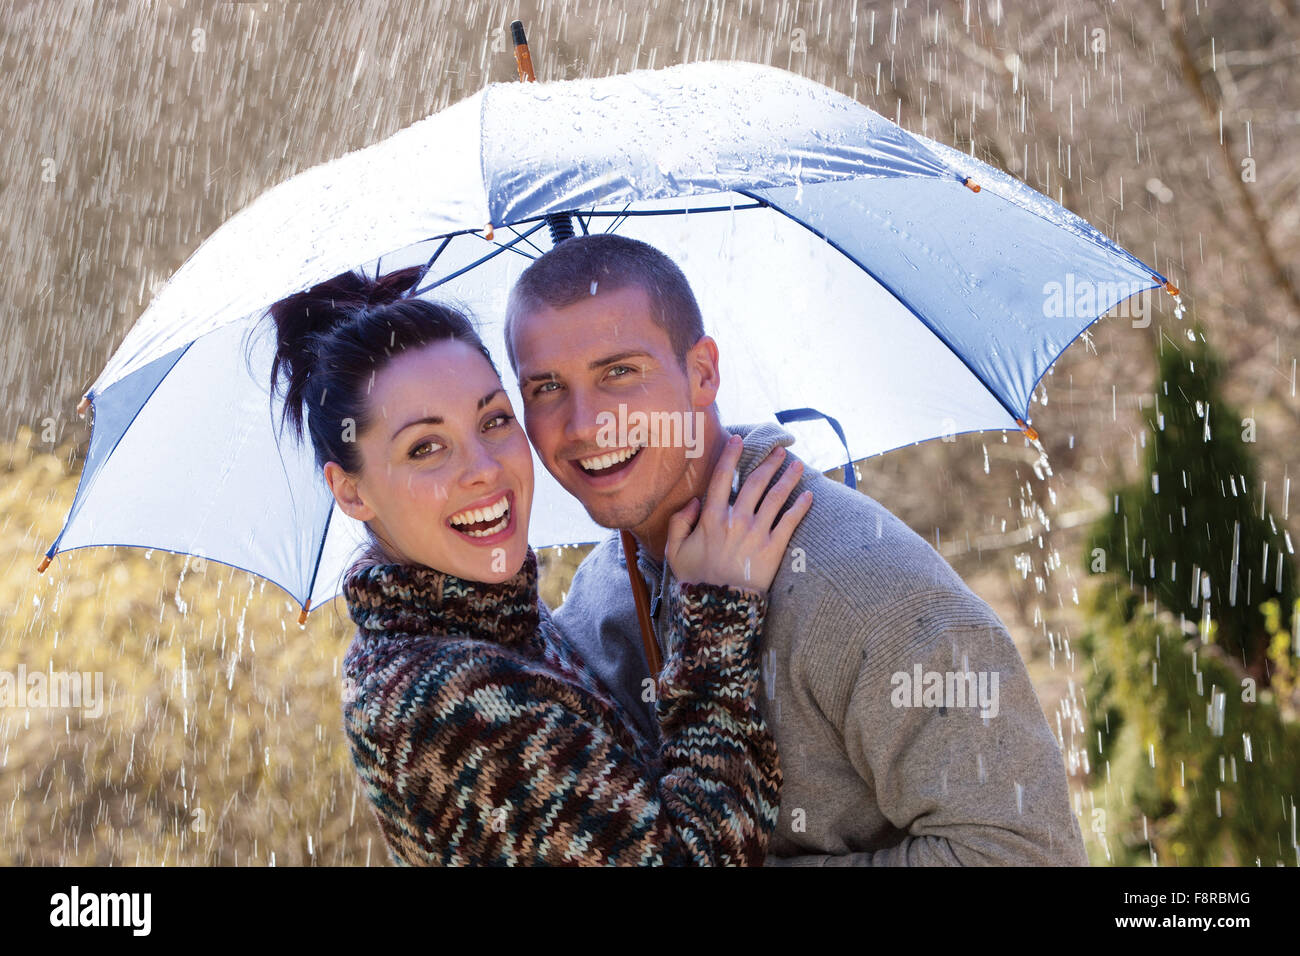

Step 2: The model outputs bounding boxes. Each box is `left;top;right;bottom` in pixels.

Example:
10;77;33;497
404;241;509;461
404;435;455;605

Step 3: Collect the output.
607;365;637;379
533;380;560;397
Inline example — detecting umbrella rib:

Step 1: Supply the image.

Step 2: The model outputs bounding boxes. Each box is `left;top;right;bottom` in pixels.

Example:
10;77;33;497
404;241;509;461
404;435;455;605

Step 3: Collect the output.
48;340;196;558
578;201;768;218
734;186;1030;430
503;223;546;258
502;201;768;234
409;235;455;294
604;203;633;235
43;540;323;612
302;500;335;618
412;221;548;296
473;241;536;263
408;201;766;297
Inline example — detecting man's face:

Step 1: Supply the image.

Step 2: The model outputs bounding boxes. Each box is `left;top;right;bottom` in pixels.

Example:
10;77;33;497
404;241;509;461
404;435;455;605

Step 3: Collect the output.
510;283;714;532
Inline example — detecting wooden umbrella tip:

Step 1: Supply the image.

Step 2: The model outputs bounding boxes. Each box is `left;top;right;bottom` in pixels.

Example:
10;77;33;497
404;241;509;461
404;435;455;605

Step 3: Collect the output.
37;554;52;573
511;21;536;83
297;605;309;626
963;177;981;193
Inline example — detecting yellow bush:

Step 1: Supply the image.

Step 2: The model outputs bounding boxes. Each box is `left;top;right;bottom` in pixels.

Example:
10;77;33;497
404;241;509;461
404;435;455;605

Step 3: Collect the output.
2;427;385;864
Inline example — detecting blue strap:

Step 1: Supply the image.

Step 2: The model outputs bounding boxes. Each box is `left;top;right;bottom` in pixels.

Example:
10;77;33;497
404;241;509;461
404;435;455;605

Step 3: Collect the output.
774;407;857;490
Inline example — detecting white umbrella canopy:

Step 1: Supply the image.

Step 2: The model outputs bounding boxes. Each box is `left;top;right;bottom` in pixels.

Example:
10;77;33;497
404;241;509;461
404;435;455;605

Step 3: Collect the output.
44;60;1171;620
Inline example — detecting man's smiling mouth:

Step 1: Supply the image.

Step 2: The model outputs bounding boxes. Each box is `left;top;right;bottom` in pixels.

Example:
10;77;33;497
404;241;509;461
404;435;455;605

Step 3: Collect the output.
575;445;643;477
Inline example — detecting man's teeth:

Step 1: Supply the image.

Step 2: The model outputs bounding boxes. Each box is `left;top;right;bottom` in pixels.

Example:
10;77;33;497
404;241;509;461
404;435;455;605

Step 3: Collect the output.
579;446;641;472
448;494;510;535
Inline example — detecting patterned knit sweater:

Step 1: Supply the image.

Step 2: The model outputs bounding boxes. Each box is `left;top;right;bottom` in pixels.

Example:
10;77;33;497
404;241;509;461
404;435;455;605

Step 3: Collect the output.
340;548;781;866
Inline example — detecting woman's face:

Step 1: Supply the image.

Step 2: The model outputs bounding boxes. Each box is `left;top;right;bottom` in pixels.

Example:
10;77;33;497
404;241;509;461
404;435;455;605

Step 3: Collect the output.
324;338;534;583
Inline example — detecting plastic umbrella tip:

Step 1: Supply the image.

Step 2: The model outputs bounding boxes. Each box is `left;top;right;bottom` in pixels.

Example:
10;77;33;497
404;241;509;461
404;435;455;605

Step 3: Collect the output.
1016;418;1040;442
76;394;90;417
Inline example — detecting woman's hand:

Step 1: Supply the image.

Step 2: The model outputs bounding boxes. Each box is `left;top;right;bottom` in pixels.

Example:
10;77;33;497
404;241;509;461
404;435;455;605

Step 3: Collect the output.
665;435;812;593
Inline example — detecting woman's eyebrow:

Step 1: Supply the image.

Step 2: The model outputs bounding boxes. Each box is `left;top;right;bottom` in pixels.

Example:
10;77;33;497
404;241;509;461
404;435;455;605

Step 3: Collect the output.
392;415;441;440
392;389;502;440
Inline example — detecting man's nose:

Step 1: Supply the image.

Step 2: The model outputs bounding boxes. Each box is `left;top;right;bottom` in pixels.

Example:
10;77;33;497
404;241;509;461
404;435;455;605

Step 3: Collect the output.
562;386;608;449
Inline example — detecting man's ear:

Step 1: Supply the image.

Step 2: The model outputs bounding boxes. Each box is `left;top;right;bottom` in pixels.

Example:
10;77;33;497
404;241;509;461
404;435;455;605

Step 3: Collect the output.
685;335;721;407
324;461;376;522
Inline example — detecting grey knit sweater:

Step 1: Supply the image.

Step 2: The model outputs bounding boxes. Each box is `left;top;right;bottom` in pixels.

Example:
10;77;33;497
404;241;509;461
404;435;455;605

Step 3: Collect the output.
553;422;1088;865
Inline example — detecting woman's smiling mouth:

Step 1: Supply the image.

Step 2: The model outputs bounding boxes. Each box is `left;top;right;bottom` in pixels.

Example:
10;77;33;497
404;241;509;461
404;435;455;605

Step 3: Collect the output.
447;491;513;539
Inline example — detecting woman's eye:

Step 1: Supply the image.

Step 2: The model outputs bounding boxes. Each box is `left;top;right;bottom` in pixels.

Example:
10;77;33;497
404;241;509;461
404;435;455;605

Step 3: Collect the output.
410;440;444;459
484;412;515;431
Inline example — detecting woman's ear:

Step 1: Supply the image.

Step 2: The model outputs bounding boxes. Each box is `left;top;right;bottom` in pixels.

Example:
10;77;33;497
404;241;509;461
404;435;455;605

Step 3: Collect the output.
324;461;376;521
686;335;721;407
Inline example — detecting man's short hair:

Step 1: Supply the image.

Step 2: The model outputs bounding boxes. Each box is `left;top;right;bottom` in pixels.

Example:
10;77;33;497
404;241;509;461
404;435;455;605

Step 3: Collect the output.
504;234;705;372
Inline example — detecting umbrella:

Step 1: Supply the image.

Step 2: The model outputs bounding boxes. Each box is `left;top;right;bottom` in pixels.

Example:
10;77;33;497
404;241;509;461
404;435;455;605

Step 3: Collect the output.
38;52;1177;626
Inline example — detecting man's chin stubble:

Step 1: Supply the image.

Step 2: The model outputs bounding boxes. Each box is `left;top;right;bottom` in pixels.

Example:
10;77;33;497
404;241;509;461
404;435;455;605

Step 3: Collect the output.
578;493;661;533
569;458;688;533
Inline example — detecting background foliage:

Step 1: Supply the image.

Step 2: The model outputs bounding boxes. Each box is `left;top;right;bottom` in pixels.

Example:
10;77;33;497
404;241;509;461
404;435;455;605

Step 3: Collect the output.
3;0;1297;864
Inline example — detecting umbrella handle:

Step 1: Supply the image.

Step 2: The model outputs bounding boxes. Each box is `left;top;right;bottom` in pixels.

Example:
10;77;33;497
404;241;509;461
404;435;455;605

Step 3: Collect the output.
620;530;663;677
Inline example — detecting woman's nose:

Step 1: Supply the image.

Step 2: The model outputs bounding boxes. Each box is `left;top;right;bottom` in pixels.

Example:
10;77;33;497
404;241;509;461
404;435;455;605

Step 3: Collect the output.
459;436;504;487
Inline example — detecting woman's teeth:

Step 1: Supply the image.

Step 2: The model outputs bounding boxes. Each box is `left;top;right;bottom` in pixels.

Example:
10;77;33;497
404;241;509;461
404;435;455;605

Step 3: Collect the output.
462;514;508;537
448;495;510;537
579;445;641;473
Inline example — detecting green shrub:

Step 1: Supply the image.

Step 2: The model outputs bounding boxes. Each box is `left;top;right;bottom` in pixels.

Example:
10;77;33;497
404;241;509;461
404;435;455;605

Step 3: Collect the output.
1080;322;1299;866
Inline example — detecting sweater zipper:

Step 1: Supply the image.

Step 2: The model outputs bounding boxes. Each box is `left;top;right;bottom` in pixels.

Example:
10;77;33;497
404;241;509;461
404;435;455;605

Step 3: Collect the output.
640;553;669;662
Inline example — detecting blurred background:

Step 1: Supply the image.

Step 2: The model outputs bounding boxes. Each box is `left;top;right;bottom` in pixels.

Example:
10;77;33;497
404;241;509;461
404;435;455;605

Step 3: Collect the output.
2;0;1297;865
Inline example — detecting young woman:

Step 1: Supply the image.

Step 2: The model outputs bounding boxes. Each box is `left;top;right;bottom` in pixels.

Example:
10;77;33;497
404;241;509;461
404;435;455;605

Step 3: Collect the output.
266;266;811;866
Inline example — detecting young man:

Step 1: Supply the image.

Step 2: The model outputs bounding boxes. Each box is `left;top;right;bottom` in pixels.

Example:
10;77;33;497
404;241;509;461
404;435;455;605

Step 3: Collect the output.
504;234;1088;865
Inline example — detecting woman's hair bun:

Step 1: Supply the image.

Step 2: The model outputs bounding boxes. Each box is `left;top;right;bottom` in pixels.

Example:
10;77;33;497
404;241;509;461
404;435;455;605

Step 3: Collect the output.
266;265;423;441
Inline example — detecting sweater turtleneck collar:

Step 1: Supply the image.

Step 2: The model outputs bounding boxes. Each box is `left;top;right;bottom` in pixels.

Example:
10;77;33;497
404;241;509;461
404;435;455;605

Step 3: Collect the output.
342;547;541;648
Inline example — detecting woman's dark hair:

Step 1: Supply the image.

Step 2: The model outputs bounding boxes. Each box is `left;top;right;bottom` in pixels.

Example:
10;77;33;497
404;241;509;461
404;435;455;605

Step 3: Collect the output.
263;265;498;571
267;265;497;471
